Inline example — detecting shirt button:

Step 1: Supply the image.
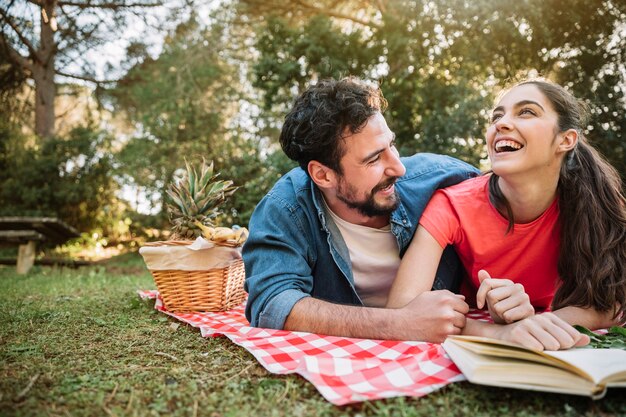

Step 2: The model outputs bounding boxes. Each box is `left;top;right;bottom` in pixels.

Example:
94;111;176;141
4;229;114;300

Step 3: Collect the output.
403;219;407;224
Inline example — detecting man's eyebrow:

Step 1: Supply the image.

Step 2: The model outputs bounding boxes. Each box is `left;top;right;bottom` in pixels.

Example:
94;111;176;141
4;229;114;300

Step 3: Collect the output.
492;100;545;114
361;133;396;163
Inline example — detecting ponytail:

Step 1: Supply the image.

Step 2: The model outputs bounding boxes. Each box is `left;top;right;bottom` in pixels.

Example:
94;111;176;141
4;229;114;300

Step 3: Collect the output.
553;139;626;320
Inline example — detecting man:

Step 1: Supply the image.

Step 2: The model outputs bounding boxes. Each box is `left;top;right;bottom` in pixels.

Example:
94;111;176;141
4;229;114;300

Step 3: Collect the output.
243;77;479;341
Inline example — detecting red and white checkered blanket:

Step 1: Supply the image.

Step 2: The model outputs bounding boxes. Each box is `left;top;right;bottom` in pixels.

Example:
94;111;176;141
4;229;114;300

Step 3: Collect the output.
138;290;491;405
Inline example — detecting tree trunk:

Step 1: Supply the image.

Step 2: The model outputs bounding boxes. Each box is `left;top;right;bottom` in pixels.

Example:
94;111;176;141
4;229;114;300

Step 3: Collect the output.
34;0;57;139
33;63;56;139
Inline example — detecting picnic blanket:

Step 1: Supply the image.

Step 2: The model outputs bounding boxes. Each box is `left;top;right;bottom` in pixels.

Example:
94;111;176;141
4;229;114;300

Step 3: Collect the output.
138;290;491;405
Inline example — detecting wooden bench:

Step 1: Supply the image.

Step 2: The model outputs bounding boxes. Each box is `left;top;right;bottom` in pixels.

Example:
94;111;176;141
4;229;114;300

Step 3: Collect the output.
0;217;80;274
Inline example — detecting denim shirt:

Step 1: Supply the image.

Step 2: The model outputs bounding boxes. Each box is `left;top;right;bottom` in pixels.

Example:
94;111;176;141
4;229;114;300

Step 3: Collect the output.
242;153;479;329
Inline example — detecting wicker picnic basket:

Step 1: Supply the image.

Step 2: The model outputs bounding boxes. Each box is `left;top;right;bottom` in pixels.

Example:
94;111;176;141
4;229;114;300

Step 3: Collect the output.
140;158;248;312
140;239;246;313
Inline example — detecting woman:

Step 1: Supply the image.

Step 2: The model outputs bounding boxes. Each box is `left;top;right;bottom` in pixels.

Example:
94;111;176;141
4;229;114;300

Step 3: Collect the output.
387;79;626;350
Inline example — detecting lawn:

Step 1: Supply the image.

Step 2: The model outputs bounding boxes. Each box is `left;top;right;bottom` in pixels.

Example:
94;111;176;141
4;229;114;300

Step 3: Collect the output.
0;252;624;417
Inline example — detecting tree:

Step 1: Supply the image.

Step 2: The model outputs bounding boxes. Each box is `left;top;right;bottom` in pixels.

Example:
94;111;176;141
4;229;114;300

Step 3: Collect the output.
0;0;168;139
252;14;383;114
112;17;245;225
0;124;120;234
0;37;29;124
241;0;626;175
112;13;303;227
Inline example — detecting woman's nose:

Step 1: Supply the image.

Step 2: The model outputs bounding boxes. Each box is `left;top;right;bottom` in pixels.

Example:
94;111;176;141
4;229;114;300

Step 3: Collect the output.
495;114;513;132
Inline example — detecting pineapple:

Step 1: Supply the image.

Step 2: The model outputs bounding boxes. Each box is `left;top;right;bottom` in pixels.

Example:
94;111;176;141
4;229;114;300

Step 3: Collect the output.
166;158;237;239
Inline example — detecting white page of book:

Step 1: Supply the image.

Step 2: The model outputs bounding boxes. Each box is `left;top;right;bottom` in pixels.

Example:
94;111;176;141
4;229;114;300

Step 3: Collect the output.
442;338;598;396
546;348;626;384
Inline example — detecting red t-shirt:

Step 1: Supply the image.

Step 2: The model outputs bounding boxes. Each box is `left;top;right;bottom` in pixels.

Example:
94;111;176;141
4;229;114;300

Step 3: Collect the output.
419;175;560;309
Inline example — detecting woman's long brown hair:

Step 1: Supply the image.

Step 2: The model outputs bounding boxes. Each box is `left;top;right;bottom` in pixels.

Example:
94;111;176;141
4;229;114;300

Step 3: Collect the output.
489;80;626;321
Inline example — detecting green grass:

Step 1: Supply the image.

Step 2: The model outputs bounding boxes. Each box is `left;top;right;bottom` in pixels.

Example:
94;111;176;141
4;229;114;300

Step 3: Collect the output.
1;253;624;417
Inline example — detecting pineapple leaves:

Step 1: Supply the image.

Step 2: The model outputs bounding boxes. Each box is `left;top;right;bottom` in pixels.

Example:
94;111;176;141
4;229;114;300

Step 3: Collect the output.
166;185;189;216
166;158;238;239
180;184;199;214
198;159;215;190
185;159;196;198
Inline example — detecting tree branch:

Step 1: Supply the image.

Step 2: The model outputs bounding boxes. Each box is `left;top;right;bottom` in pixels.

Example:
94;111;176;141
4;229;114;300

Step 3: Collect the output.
55;5;114;54
56;69;119;84
25;0;44;7
240;0;380;29
57;1;162;9
0;33;33;72
291;0;380;29
0;7;42;63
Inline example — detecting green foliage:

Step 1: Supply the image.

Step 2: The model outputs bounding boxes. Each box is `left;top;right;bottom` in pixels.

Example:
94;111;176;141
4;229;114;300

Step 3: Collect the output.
575;325;626;350
249;6;493;163
113;16;256;226
211;135;296;224
371;2;491;161
3;0;625;239
253;15;383;112
0;119;18;181
249;0;626;174
113;14;298;228
0;125;120;235
0;42;29;127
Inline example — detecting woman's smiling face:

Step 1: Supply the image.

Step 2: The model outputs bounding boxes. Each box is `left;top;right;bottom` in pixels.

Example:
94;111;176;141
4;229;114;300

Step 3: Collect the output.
486;84;566;178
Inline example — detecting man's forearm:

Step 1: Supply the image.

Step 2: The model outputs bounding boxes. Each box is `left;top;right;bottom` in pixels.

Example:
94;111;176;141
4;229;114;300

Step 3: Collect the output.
284;290;469;342
284;297;403;339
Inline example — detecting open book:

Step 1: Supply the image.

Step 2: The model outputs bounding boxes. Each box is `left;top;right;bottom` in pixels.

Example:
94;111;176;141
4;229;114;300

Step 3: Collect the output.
443;335;626;399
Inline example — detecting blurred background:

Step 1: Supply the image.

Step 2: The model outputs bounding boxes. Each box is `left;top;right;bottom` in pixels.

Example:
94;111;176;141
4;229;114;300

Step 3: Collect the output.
1;0;624;260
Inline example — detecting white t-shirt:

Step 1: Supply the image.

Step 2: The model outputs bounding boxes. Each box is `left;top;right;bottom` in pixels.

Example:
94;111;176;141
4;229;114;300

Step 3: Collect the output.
324;201;401;307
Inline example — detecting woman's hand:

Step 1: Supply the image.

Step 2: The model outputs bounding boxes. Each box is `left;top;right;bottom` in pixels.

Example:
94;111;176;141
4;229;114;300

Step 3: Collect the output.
476;270;534;324
493;312;590;351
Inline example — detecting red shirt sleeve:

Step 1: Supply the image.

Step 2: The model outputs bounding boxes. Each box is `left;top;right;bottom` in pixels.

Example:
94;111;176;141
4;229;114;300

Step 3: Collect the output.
419;190;462;249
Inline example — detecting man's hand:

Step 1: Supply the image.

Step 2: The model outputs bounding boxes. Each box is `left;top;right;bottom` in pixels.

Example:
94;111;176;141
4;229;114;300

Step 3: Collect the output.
476;269;534;324
493;312;590;351
397;290;469;343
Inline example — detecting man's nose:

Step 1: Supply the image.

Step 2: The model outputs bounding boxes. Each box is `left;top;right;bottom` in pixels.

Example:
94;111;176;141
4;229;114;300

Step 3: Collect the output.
386;150;406;177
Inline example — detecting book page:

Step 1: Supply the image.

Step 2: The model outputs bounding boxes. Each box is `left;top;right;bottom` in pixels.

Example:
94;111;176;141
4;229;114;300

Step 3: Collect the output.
445;336;590;379
546;348;626;385
443;338;601;397
446;336;626;385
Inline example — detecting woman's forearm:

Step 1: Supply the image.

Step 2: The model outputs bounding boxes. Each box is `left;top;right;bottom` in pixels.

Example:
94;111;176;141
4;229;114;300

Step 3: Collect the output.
386;226;444;308
461;314;589;351
461;318;501;338
551;305;621;329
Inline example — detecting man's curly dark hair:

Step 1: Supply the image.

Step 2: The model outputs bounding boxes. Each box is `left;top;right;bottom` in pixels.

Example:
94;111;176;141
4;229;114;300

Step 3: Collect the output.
279;77;387;175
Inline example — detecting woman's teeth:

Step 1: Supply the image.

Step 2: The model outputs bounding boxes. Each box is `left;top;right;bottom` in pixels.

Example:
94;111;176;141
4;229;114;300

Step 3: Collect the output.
495;140;523;153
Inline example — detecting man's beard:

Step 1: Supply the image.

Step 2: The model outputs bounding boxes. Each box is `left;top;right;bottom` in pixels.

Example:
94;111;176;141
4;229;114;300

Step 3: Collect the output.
336;176;400;217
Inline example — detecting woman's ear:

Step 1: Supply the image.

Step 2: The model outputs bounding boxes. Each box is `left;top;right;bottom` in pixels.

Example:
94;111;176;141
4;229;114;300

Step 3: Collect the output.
557;129;578;154
308;160;337;189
